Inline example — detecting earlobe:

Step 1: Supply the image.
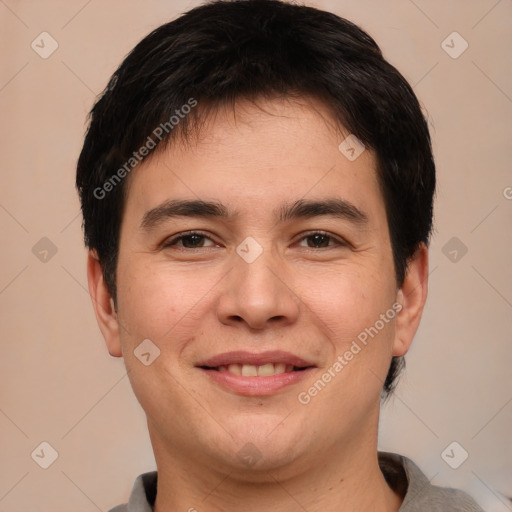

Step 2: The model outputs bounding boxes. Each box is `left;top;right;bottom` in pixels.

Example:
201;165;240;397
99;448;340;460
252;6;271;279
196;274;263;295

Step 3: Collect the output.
86;250;123;357
392;243;429;357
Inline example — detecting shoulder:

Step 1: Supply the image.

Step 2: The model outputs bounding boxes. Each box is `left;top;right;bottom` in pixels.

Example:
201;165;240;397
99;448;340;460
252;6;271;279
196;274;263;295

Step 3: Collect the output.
379;452;485;512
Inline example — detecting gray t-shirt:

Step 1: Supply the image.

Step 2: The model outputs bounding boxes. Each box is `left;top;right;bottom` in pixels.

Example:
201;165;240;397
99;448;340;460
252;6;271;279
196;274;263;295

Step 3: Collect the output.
109;452;484;511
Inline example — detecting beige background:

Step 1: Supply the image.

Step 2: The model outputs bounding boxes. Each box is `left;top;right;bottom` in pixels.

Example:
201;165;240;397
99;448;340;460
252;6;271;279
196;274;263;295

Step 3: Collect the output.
1;0;511;510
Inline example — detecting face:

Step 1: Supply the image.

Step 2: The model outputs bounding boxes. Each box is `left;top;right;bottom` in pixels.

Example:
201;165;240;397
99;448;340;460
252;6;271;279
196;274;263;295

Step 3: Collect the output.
89;97;427;478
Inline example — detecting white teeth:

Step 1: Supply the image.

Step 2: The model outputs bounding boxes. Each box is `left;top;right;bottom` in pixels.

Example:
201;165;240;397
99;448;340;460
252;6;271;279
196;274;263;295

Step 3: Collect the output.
241;364;258;377
257;363;275;377
274;363;286;374
218;363;298;376
227;364;241;375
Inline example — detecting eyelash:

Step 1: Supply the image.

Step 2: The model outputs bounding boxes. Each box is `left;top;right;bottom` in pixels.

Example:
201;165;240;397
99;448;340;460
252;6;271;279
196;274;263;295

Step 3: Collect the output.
161;230;348;250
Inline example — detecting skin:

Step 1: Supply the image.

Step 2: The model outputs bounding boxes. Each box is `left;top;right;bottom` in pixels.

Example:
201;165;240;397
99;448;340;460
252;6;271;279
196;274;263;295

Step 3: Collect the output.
88;96;428;511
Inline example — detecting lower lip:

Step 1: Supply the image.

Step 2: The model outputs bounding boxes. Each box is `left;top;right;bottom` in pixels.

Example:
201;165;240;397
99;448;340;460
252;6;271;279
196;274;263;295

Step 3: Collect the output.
199;368;315;396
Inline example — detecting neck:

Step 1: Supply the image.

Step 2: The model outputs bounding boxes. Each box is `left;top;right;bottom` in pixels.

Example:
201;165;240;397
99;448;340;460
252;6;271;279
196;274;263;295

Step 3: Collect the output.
151;422;403;512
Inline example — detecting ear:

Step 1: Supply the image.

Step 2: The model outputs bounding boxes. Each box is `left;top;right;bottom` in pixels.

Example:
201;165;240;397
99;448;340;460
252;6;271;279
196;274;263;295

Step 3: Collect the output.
392;243;429;357
87;250;122;357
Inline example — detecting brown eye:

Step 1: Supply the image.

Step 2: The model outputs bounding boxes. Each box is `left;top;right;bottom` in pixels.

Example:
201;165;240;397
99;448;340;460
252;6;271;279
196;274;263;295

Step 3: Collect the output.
298;231;344;249
306;233;331;248
180;234;207;248
163;232;216;249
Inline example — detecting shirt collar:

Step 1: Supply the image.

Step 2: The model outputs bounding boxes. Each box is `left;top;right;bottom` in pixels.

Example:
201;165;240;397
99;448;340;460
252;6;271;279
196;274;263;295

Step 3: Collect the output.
126;471;157;512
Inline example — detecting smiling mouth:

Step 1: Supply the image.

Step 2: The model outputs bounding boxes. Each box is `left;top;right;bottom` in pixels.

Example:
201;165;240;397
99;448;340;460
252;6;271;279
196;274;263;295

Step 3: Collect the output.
200;363;312;377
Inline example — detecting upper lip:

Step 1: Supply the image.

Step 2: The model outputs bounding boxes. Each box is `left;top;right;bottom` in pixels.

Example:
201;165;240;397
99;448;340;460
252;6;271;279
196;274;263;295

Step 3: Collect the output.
196;350;315;368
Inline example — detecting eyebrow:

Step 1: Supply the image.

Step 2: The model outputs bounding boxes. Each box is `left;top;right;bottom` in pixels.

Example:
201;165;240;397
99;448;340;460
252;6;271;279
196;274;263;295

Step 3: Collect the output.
277;198;368;225
140;199;231;231
139;198;368;231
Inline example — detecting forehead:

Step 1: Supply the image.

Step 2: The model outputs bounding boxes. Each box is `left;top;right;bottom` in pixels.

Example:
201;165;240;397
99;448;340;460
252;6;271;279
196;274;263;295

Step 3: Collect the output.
123;97;385;225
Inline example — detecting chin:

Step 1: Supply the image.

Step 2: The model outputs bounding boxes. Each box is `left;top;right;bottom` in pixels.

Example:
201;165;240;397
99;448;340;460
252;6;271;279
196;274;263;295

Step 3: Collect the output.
212;419;310;471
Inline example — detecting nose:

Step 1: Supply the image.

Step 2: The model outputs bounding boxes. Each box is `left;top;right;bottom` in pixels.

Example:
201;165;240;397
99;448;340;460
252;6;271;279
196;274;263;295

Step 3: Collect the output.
216;250;300;330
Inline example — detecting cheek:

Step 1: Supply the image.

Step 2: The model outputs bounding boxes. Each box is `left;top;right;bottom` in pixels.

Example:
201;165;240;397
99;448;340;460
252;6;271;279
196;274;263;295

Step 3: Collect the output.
114;262;207;416
299;273;399;413
116;259;220;349
297;263;396;344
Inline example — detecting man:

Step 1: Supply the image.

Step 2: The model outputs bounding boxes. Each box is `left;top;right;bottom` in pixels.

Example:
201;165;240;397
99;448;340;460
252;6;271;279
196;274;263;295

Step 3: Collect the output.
76;0;485;510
